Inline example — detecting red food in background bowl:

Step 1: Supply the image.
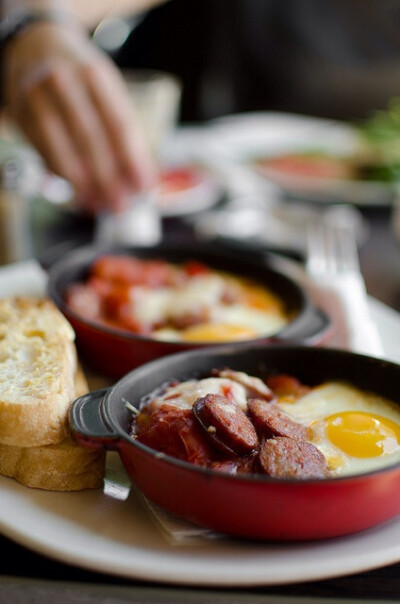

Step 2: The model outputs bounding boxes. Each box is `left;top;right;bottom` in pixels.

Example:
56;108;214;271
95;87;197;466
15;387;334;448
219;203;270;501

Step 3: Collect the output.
157;165;222;216
160;167;202;194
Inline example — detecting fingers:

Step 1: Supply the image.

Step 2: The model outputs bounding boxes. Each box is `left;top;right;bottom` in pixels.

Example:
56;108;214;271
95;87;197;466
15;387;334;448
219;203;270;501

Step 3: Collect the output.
10;54;155;214
41;64;126;211
85;59;157;192
17;84;88;193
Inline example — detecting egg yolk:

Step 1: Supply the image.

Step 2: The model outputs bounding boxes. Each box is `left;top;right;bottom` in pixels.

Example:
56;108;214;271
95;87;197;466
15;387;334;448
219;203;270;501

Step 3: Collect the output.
182;323;257;342
325;411;400;458
241;284;282;312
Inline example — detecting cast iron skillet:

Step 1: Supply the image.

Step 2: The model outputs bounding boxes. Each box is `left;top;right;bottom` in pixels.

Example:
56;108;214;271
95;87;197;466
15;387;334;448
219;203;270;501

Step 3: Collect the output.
46;241;331;378
70;343;400;541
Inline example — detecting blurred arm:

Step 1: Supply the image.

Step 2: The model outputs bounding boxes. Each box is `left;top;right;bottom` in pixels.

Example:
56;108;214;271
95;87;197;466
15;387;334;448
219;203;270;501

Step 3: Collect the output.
1;0;165;213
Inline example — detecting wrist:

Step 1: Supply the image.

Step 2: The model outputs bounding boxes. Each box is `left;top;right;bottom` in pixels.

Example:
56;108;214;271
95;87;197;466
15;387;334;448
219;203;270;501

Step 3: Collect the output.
0;7;80;51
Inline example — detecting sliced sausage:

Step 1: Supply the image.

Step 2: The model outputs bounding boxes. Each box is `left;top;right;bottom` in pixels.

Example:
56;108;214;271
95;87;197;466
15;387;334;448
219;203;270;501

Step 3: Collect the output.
258;437;328;479
212;368;274;401
247;398;308;440
193;393;258;455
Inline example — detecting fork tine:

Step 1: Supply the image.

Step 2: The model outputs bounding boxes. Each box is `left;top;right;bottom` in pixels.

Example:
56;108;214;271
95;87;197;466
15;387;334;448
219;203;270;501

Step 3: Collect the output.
324;206;360;273
307;205;361;276
306;214;326;275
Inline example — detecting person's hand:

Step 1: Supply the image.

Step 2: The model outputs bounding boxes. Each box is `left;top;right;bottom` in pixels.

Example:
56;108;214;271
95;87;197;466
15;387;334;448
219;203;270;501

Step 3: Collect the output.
3;20;157;213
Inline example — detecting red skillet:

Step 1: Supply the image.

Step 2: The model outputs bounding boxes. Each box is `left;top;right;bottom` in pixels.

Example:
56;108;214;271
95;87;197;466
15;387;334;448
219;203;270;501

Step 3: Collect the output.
70;344;400;541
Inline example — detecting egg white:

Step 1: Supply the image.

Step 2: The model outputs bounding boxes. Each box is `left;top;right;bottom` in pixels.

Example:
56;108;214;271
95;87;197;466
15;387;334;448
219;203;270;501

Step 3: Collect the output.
128;273;288;342
210;304;287;336
129;275;226;327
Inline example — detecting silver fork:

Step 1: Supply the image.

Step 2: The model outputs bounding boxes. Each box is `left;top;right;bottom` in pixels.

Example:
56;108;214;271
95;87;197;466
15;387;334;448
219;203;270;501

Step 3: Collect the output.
306;205;384;357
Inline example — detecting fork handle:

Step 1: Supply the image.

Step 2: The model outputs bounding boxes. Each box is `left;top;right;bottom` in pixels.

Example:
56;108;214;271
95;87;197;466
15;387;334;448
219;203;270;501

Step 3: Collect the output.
310;273;385;358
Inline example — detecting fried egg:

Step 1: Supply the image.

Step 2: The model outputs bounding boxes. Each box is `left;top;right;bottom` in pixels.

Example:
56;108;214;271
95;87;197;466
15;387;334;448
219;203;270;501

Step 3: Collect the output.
181;322;258;342
278;382;400;476
209;304;287;337
129;275;226;327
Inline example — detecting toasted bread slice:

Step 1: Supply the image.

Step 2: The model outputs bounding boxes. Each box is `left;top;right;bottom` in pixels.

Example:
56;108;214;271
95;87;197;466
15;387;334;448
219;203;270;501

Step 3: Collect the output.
0;365;106;490
0;297;77;446
0;435;105;491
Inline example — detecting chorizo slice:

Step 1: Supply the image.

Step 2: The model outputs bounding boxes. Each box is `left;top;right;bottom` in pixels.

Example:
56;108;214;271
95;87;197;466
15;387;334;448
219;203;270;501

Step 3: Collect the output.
212;369;274;401
193;393;258;456
247;398;308;440
258;437;328;479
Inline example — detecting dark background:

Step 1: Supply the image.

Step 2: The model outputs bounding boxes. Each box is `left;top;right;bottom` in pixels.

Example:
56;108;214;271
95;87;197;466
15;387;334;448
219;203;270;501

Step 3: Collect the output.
114;0;400;123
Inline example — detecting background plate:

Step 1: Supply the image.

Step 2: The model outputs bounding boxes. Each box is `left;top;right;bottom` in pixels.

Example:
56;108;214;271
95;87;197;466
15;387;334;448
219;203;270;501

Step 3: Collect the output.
209;112;396;207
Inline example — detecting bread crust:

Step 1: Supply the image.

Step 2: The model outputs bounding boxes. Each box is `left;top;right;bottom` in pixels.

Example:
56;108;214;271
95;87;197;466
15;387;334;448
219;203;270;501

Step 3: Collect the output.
0;436;105;490
0;361;106;490
0;297;77;446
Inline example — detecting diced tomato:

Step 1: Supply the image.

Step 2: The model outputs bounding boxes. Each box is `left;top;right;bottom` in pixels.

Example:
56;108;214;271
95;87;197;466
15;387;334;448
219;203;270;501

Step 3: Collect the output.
266;374;310;399
92;255;173;287
183;261;212;277
221;384;235;400
101;284;131;316
102;288;150;334
87;276;116;298
160;167;200;194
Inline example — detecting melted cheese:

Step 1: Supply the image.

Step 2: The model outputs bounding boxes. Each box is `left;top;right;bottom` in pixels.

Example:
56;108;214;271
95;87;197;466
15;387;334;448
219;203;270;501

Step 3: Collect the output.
148;377;248;411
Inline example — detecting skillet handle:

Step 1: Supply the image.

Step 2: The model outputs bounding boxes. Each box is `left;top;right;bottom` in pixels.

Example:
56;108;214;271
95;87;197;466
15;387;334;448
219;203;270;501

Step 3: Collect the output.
276;306;333;346
69;388;121;451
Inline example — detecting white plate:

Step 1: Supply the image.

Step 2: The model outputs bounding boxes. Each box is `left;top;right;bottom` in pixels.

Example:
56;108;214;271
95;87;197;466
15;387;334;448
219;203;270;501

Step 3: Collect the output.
209;112;396;206
1;261;400;587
